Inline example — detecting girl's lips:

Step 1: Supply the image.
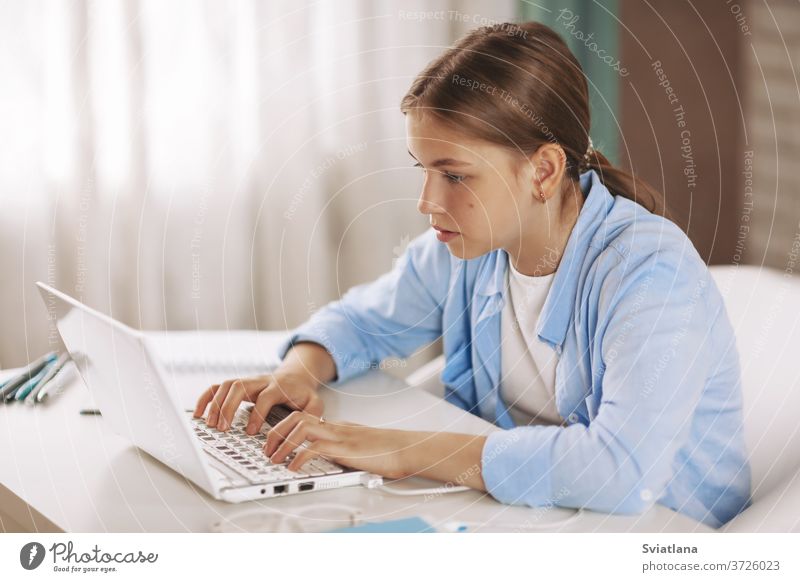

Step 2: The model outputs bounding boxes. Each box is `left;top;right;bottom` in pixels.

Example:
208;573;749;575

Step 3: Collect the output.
434;228;459;243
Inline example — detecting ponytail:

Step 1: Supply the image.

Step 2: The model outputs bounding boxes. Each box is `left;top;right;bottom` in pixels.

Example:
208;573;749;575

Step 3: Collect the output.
585;148;674;221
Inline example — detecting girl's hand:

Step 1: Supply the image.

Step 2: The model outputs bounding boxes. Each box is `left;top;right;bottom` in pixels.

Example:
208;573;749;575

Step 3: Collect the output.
264;411;415;480
193;370;324;434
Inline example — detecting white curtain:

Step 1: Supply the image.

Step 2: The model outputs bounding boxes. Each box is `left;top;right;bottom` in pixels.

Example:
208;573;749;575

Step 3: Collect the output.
0;0;516;368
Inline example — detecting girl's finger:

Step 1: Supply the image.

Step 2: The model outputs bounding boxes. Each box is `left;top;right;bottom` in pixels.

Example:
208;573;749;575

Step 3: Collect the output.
246;384;282;435
269;423;310;463
264;410;305;456
193;385;218;418
207;381;233;427
288;441;341;473
269;418;338;462
217;379;247;431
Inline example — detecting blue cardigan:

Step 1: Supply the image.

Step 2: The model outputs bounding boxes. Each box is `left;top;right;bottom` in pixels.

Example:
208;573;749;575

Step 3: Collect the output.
277;169;752;528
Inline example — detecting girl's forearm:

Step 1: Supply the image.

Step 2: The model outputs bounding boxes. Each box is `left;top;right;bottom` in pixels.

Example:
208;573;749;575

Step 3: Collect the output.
281;341;338;387
401;431;489;491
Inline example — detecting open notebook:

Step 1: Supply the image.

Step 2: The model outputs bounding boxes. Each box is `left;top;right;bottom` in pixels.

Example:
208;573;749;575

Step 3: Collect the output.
146;329;287;374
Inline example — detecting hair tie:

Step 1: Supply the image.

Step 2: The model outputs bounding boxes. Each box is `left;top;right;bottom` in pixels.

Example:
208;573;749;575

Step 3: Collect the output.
579;137;594;173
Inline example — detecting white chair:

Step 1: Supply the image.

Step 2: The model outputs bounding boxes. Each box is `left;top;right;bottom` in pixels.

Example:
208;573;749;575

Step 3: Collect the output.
405;265;800;532
711;266;800;532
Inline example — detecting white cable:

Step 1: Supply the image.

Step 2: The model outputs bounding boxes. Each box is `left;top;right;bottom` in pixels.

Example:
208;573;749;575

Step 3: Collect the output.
377;483;471;496
374;481;585;530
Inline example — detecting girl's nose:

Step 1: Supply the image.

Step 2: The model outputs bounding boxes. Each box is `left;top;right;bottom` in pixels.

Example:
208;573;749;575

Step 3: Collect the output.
417;183;444;215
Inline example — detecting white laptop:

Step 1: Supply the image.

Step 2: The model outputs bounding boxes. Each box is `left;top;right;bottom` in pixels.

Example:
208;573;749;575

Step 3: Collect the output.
36;282;382;502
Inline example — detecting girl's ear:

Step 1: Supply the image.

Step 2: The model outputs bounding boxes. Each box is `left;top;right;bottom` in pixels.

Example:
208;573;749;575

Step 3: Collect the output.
529;143;567;202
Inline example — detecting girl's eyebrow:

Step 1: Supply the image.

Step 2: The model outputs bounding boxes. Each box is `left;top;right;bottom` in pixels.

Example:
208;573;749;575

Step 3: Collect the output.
407;150;472;168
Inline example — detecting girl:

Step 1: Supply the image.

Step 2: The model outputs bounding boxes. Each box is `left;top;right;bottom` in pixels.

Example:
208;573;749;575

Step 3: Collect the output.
194;21;751;529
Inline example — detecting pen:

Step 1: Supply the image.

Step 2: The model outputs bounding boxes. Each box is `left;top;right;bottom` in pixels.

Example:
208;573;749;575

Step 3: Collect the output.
0;351;58;402
14;360;56;401
35;361;78;404
24;352;69;405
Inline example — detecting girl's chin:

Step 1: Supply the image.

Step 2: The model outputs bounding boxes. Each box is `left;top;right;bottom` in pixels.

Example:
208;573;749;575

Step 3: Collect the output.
444;238;484;260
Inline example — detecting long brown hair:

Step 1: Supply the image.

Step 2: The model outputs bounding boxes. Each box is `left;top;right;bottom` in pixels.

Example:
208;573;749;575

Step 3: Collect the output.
400;21;671;220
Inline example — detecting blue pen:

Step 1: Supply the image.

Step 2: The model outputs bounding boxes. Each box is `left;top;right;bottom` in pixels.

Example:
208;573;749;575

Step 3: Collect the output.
15;358;58;401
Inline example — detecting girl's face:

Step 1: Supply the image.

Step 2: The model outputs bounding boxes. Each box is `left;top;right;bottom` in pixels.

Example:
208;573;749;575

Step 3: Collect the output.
406;111;542;260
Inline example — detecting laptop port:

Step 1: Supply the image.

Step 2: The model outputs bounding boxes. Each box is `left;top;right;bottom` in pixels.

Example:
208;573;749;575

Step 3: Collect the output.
273;484;287;494
298;482;314;492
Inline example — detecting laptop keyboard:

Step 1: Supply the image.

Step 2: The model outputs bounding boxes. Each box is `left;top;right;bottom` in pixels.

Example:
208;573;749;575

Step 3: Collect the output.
189;404;344;484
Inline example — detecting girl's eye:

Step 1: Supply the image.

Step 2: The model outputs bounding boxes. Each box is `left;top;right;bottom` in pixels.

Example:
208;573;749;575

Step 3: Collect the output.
412;163;465;185
444;172;465;184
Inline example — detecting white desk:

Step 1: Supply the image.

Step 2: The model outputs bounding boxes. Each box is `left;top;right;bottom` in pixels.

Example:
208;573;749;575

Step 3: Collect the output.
0;369;712;533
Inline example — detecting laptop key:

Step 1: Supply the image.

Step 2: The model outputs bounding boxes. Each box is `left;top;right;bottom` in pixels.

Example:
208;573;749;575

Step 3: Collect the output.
312;458;343;474
272;468;297;480
299;462;324;477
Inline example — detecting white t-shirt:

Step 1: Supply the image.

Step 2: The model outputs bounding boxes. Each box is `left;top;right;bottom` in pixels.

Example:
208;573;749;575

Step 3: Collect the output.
499;259;566;427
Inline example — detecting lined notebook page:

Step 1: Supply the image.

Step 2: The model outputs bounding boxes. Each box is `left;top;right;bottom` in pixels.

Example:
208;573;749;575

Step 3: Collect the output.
146;330;287;374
